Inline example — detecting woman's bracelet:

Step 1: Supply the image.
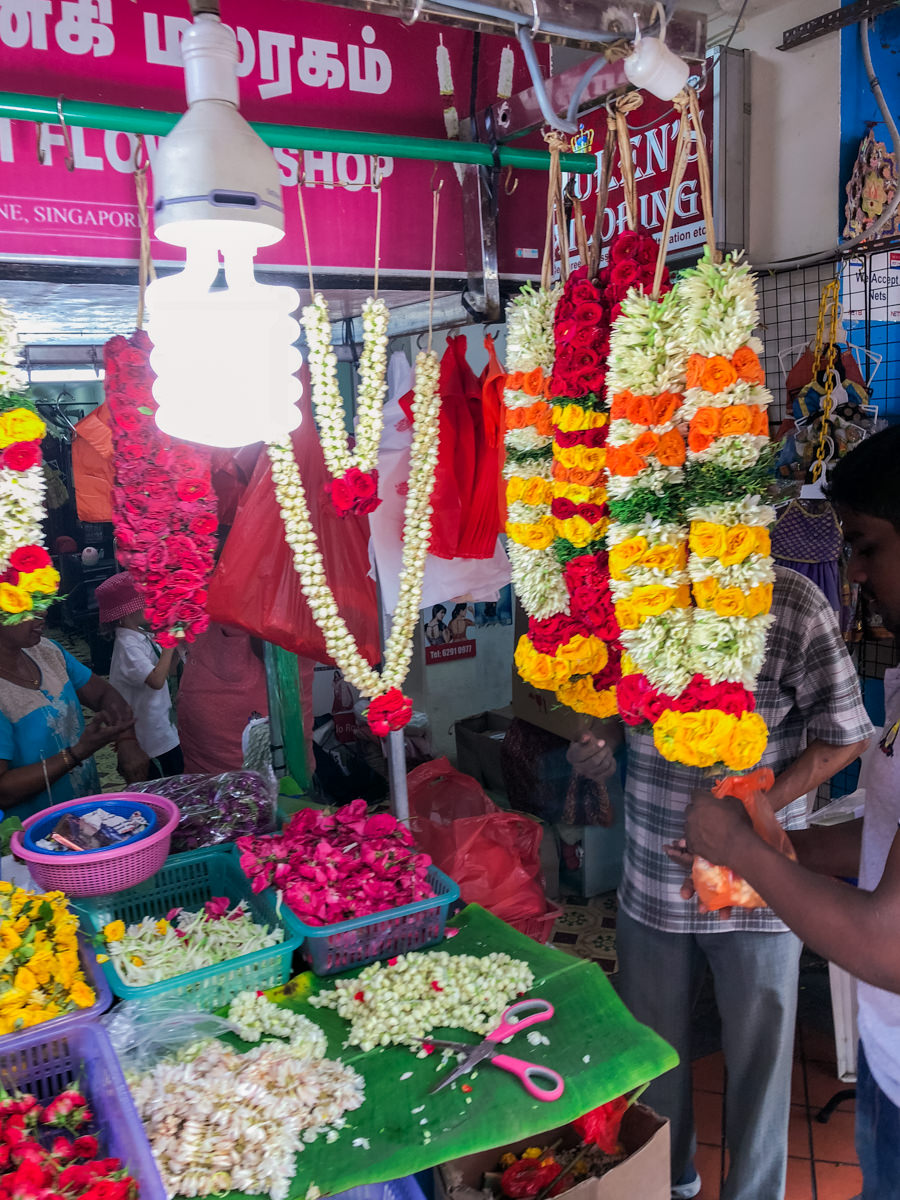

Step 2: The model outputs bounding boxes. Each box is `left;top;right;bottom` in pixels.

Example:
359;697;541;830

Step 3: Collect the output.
61;746;81;770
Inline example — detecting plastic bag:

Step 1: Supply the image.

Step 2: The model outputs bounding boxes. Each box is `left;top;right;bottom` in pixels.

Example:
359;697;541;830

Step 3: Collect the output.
692;767;798;911
126;770;277;853
206;376;379;664
408;757;546;927
102;997;238;1071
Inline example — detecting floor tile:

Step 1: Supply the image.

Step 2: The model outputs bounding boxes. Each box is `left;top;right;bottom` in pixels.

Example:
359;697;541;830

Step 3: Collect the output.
788;1104;813;1159
694;1088;723;1146
800;1058;854;1110
785;1155;815;1200
694;1142;724;1199
814;1160;863;1199
811;1107;858;1165
693;1051;725;1094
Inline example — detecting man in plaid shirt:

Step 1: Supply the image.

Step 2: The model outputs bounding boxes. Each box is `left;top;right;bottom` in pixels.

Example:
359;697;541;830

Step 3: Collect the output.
569;565;872;1200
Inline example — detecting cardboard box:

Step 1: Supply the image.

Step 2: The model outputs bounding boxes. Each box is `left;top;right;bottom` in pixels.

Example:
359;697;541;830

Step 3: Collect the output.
435;1104;670;1200
454;708;515;793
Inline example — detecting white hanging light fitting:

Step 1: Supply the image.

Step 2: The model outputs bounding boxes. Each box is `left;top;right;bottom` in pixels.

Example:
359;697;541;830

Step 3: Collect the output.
146;0;302;447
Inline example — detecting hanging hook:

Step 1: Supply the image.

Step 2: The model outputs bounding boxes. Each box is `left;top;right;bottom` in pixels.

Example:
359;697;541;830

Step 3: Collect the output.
430;163;444;193
371;156;383;193
35;123;45;165
416;331;428;351
502;166;518;196
56;96;75;172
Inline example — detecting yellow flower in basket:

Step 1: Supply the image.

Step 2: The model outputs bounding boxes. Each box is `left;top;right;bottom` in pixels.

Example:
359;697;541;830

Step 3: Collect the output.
69;980;96;1009
103;920;126;943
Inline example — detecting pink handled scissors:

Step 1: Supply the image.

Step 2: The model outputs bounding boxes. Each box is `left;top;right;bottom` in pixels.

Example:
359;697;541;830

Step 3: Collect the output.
427;998;565;1102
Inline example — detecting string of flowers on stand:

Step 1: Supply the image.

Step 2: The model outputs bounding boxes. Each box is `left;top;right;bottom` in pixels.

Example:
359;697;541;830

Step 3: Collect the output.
303;293;389;517
105;331;217;647
0;301;60;622
268;350;440;736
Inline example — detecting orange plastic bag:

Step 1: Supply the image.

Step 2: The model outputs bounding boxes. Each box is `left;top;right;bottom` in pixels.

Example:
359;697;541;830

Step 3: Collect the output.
407;757;547;927
691;767;797;912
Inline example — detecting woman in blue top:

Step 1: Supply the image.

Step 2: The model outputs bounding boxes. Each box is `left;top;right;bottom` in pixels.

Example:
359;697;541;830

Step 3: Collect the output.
0;616;147;819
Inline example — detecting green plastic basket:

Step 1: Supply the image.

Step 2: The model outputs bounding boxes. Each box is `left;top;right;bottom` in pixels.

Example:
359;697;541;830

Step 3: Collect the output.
73;847;300;1010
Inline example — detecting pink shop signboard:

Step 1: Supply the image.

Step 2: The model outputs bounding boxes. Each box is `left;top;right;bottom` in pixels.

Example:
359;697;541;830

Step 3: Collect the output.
0;0;546;277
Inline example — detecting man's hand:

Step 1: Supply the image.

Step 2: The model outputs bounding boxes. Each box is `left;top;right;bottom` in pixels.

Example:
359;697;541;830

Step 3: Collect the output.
566;733;616;784
685;789;754;866
662;836;733;920
117;740;151;784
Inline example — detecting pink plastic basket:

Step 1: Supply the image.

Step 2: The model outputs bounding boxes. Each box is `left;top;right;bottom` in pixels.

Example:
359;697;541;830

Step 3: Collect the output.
10;793;179;896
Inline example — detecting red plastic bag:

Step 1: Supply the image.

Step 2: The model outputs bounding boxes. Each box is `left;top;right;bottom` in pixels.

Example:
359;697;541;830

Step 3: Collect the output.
408;757;547;927
692;767;798;912
207;373;380;664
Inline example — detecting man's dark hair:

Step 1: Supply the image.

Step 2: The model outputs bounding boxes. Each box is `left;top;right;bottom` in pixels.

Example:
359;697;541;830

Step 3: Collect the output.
827;424;900;529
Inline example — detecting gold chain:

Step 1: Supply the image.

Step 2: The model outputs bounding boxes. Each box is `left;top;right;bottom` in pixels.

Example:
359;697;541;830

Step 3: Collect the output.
810;278;841;483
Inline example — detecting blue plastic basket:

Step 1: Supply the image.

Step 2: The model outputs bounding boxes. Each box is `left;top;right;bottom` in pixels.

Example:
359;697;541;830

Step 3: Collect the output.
74;846;301;1009
23;798;158;856
278;865;460;976
0;1021;166;1200
332;1175;427;1200
0;934;112;1051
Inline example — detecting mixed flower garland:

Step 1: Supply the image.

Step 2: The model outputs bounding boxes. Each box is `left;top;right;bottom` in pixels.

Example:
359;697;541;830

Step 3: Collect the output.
105;331;217;647
0;302;60;622
303;293;388;516
269;350;441;735
502;282;567;622
512;232;666;720
606;251;775;770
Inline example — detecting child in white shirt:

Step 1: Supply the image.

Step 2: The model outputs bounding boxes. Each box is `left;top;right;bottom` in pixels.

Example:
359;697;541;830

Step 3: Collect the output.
95;572;183;778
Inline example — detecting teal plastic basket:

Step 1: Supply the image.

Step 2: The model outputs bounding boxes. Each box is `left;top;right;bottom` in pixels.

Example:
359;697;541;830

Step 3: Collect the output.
277;865;460;976
74;847;301;1009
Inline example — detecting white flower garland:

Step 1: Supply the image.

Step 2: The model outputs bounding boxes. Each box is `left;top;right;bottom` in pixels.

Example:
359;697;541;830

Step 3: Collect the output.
302;293;389;479
268;350;440;699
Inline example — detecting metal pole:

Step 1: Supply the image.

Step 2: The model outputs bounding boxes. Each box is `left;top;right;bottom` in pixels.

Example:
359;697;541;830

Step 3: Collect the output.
0;91;598;175
387;728;410;825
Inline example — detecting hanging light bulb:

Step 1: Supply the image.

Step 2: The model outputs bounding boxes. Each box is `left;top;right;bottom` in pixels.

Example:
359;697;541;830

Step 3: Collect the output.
146;4;301;447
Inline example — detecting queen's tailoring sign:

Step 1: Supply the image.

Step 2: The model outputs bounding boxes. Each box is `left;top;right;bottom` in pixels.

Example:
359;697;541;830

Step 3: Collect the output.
0;0;543;276
558;76;717;264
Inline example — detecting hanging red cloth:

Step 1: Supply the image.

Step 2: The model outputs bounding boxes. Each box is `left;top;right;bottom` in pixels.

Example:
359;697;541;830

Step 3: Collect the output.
480;332;508;540
71;403;115;522
206;367;380;665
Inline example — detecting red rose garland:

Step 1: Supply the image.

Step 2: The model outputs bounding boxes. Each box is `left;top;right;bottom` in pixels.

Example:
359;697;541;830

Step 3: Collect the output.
105;331;217;647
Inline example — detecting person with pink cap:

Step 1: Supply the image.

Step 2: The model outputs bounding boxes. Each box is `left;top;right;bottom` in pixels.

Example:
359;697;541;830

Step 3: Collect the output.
96;572;184;780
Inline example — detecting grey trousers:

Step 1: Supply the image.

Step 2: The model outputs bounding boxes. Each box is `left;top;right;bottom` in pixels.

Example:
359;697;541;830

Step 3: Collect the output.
615;908;802;1200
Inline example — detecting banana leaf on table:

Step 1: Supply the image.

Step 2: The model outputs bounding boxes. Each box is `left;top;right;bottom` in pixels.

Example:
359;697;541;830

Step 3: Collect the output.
217;904;677;1200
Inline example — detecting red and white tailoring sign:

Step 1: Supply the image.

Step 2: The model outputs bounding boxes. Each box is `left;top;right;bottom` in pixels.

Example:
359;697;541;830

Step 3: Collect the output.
0;0;546;277
559;73;717;263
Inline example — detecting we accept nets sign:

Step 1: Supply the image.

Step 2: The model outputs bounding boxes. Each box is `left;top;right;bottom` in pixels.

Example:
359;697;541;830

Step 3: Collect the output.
0;0;543;276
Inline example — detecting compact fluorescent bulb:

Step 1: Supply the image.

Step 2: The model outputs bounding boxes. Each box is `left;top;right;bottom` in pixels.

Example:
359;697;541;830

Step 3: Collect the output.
146;11;301;447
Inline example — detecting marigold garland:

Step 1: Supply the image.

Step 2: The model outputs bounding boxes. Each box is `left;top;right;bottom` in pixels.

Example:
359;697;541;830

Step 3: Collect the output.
105;331;217;647
0;301;59;622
